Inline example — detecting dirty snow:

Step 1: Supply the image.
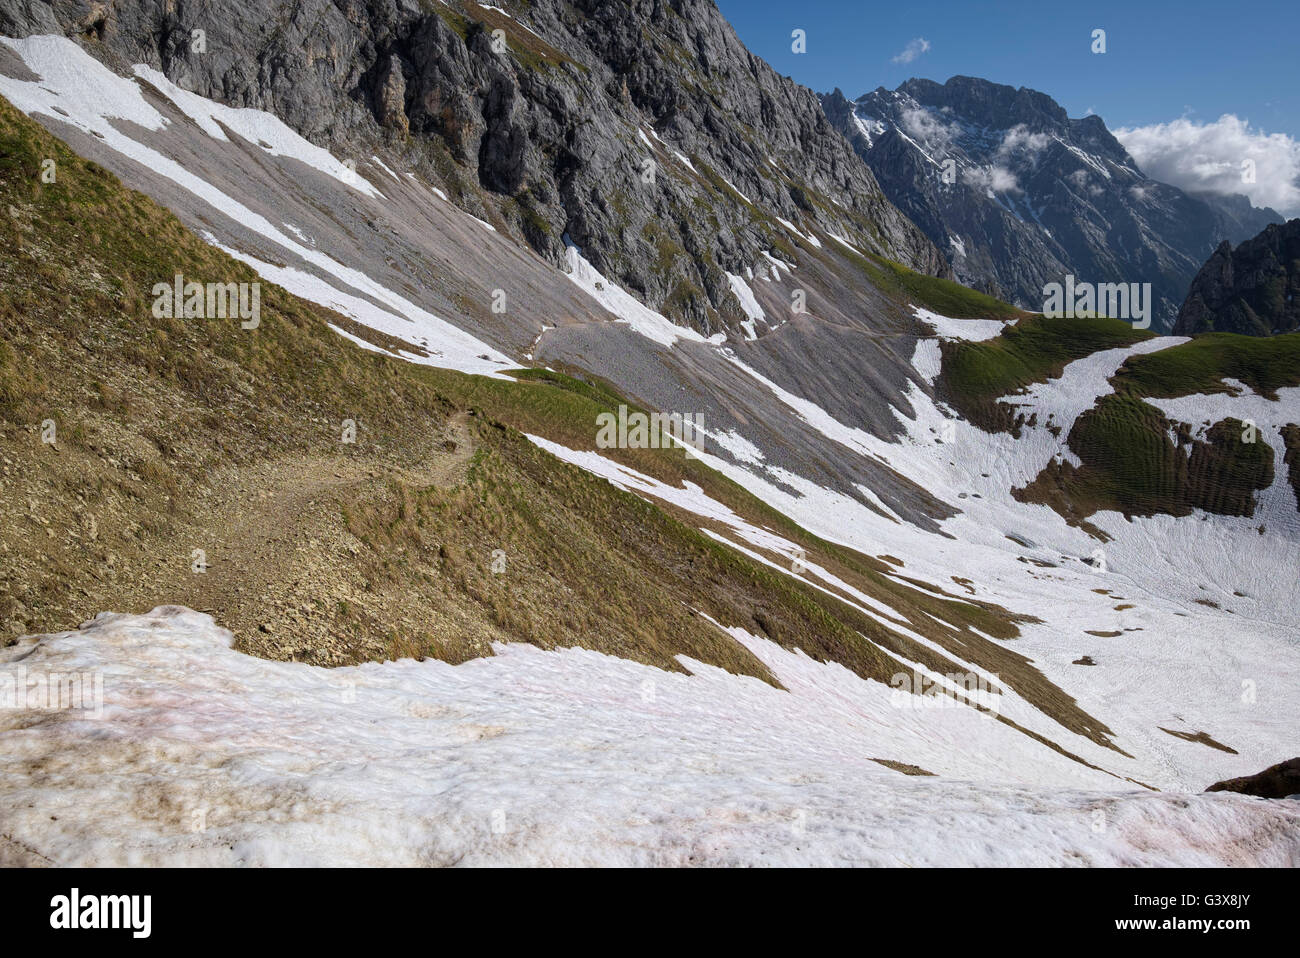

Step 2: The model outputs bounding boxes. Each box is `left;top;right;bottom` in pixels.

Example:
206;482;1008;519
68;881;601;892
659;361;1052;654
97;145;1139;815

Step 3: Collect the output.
3;607;1296;866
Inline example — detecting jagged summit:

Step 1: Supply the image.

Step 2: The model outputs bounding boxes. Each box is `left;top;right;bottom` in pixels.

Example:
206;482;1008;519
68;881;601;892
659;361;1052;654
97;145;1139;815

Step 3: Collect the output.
1176;218;1300;335
821;76;1282;330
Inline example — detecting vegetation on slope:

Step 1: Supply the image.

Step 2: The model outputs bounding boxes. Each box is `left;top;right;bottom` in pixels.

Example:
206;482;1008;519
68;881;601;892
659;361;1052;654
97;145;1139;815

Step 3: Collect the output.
1015;332;1300;523
1110;332;1300;400
894;274;1300;522
0;95;884;683
1;96;1078;710
819;231;1025;323
938;314;1153;432
1017;398;1275;522
1283;425;1300;509
861;253;1025;322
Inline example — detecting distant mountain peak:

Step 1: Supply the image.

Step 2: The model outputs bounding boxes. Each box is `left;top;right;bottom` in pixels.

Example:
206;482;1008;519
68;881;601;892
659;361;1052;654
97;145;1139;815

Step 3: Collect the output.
822;76;1283;329
891;75;1071;132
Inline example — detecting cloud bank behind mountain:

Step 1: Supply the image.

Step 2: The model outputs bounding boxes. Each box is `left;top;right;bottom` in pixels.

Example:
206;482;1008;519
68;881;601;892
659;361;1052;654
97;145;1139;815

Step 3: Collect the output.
1115;114;1300;217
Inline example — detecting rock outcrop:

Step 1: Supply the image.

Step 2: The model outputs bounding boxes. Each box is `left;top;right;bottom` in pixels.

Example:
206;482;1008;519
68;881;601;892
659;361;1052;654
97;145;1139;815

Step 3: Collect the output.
0;0;945;335
1175;219;1300;336
1206;758;1300;799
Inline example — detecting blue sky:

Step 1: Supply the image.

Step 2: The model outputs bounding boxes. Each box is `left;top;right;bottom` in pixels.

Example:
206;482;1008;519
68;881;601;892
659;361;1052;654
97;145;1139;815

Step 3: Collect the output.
715;0;1298;139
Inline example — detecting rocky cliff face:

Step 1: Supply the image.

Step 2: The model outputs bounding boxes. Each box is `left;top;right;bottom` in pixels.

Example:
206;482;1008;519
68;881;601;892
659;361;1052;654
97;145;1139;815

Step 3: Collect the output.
822;77;1282;331
0;0;944;335
1175;219;1300;336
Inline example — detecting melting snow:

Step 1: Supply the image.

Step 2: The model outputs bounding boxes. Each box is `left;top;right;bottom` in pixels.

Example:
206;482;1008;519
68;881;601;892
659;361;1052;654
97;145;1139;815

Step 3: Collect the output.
726;271;764;340
3;607;1295;866
369;155;401;181
212;239;513;376
0;35;511;377
563;243;709;348
774;216;821;248
914;306;1011;342
708;428;765;466
0;39;377;198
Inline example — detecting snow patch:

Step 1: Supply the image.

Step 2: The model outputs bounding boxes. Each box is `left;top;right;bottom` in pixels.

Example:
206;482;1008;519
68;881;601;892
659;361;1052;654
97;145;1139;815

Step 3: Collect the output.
5;607;1296;865
563;243;708;348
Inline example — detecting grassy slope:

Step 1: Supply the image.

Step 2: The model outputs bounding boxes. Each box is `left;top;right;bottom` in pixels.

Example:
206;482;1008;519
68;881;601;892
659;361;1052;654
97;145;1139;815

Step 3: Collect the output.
815;230;1026;323
860;254;1025;322
0;95;897;684
1019;398;1275;523
1016;334;1299;522
885;261;1300;522
1112;332;1300;400
1284;425;1300;508
939;315;1153;433
4;94;1136;755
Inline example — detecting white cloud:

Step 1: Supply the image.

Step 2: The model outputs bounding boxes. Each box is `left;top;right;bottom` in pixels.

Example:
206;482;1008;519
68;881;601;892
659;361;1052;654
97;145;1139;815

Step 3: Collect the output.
1114;114;1300;216
891;37;931;65
963;165;1020;194
1068;169;1103;197
900;106;959;152
997;124;1051;158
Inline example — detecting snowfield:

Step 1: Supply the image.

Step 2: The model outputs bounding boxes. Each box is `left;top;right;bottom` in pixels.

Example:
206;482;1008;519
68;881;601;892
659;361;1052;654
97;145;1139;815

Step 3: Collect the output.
3;607;1296;867
671;320;1300;800
528;261;1300;805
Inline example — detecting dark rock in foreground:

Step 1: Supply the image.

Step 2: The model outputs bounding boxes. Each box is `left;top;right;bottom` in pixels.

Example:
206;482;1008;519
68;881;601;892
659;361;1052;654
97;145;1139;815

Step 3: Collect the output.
1205;757;1300;798
1175;219;1300;336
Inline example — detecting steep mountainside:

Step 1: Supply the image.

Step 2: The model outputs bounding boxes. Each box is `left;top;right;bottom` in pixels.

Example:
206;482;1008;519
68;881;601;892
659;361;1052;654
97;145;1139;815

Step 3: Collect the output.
0;0;943;336
3;92;1298;865
1;11;1298;866
1175;218;1300;335
0;94;1026;688
821;78;1282;331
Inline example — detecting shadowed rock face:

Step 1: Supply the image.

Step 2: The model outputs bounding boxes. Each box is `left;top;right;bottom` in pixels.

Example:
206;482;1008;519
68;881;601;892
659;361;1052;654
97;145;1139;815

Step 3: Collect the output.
0;0;944;336
1175;219;1300;336
1206;758;1300;799
821;77;1282;332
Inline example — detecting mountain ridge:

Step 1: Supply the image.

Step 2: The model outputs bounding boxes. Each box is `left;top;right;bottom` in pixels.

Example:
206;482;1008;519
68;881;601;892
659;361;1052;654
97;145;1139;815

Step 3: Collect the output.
821;75;1283;331
0;0;946;336
1;6;1299;868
